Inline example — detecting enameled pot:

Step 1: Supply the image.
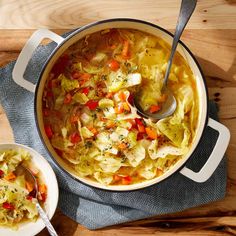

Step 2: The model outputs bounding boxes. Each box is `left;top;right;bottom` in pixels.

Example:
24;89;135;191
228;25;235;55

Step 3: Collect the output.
12;18;230;191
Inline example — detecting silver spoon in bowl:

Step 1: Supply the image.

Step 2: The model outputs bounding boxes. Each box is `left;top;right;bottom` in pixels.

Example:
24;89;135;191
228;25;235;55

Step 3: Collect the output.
134;0;197;120
15;165;58;236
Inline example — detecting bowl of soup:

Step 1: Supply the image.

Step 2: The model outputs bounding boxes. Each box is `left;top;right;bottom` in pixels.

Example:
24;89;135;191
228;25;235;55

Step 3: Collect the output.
0;143;58;235
12;18;230;191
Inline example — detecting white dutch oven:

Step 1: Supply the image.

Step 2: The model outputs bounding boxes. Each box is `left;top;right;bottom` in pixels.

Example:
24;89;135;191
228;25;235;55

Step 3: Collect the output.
12;19;230;191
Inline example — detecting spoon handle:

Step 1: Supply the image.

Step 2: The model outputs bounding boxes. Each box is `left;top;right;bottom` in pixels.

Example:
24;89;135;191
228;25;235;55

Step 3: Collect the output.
163;0;197;86
36;202;58;236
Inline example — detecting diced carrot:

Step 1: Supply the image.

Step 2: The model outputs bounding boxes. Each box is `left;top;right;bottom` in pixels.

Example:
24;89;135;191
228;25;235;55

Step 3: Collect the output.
70;114;79;124
39;184;47;194
106;92;114;99
107;59;120;71
100;117;107;122
25;181;34;192
89;127;98;135
156;168;163;177
80;73;92;81
149;105;161;113
122;102;130;112
4;172;16;181
64;93;72;104
118;91;126;101
137;124;145;133
118;142;128;149
127;119;135;126
113;174;122;182
79;73;92;86
166;159;174;167
122;40;130;59
115;103;124;114
145;127;158;139
121;175;132;185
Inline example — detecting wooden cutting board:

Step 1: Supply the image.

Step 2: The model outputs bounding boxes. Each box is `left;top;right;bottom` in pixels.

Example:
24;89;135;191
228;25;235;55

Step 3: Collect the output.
0;0;235;235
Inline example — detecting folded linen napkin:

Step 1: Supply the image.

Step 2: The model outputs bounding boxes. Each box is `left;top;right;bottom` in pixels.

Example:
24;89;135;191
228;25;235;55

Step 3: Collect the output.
0;31;227;230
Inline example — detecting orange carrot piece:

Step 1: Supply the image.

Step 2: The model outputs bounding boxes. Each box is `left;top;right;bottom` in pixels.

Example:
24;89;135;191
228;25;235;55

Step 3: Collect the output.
115;103;124;114
121;175;132;185
106;92;114;99
89;127;98;135
80;73;91;81
64;93;72;104
149;105;161;113
137;124;145;133
156;168;164;177
122;40;130;58
70;114;79;124
145;127;158;139
118;91;126;101
113;174;122;182
4;172;16;181
107;59;120;71
118;143;128;149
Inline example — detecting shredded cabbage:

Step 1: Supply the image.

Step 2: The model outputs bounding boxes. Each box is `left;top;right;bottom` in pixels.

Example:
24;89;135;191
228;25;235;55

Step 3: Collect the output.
60;74;79;92
138;159;156;179
107;70;142;92
0;149;43;229
124;142;146;167
42;28;199;186
94;172;113;185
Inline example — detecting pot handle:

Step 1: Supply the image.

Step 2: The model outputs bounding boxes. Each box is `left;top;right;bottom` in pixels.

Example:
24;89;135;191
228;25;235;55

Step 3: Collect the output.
180;118;230;182
12;29;64;93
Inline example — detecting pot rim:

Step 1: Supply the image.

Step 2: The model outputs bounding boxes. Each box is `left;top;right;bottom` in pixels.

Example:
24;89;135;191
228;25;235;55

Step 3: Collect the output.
34;18;209;192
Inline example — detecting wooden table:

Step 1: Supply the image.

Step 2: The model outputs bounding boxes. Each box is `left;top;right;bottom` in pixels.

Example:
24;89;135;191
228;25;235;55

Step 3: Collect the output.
0;0;235;235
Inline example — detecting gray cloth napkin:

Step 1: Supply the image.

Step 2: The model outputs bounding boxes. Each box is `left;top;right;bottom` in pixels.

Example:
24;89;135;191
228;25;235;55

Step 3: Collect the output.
0;31;227;230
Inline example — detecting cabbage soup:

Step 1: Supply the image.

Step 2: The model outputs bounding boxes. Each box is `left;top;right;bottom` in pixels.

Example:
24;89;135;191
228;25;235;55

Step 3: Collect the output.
42;28;198;185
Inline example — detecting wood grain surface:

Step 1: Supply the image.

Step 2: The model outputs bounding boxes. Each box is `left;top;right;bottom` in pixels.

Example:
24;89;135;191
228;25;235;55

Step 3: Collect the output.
0;0;236;235
0;0;236;29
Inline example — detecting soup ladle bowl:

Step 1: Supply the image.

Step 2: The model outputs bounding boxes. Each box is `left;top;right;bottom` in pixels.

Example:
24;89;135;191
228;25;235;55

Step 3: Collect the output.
134;0;197;120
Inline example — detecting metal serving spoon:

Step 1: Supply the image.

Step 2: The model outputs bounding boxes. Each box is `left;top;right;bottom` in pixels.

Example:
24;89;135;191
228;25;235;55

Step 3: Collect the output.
134;0;197;120
15;165;58;236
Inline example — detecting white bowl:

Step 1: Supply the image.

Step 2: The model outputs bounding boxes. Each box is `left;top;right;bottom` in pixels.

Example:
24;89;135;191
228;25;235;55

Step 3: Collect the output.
0;143;59;236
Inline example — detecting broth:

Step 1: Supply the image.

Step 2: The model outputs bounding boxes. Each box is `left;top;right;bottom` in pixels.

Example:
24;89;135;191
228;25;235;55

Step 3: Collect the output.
42;28;199;185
